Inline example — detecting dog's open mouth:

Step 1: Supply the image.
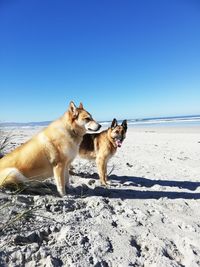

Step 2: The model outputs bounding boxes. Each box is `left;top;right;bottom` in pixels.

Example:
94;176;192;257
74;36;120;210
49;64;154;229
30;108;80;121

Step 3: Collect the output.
115;138;123;148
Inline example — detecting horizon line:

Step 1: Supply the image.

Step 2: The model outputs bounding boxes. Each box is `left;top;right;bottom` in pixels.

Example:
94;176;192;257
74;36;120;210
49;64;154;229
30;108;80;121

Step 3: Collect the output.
1;114;200;125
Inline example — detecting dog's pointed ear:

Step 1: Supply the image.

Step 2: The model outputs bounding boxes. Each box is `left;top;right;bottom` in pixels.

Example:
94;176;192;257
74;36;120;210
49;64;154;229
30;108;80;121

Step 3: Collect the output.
111;118;118;129
69;101;78;118
121;120;128;132
79;102;83;109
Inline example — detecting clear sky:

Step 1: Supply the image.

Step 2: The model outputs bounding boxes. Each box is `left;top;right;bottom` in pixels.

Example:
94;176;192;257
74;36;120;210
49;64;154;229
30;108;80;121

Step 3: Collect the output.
0;0;200;122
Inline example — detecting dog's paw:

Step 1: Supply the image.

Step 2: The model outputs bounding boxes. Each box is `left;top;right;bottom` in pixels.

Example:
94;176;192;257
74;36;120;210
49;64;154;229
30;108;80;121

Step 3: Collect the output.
100;182;107;187
57;187;66;197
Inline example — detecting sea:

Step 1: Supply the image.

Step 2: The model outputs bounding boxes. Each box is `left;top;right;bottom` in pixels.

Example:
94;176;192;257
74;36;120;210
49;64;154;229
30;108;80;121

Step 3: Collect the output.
0;115;200;130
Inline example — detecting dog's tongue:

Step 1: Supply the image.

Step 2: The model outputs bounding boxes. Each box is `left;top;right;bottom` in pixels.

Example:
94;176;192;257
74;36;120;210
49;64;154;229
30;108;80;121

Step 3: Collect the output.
116;139;122;148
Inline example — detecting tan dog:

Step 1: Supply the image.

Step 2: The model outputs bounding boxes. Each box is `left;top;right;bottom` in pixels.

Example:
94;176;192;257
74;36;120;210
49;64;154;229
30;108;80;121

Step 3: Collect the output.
0;101;101;196
79;119;127;185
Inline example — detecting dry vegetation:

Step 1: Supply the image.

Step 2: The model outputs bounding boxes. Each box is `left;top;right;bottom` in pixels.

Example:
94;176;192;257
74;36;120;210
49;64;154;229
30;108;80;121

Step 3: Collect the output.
0;129;12;158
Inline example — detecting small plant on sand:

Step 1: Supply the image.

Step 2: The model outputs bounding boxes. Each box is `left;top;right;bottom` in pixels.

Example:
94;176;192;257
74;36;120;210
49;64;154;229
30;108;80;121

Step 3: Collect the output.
0;130;12;158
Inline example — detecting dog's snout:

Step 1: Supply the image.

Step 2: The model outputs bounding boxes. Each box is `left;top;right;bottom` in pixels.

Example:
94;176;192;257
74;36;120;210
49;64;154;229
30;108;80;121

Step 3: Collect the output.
87;121;101;132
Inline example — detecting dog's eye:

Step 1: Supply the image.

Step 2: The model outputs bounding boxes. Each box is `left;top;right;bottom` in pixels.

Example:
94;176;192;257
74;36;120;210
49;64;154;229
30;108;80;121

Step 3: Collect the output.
85;118;91;122
115;130;119;134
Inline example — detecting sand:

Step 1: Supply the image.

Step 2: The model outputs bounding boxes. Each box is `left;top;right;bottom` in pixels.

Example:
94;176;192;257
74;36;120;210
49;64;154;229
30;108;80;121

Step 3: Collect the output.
0;126;200;267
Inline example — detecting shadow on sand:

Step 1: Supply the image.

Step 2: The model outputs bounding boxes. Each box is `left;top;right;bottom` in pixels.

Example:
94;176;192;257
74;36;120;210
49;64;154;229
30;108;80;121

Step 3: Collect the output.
68;171;200;199
3;173;200;200
71;185;200;200
71;171;200;191
109;174;200;191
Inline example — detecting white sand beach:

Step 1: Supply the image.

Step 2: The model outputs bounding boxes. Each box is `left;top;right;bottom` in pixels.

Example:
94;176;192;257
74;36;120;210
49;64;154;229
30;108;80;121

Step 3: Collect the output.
0;125;200;267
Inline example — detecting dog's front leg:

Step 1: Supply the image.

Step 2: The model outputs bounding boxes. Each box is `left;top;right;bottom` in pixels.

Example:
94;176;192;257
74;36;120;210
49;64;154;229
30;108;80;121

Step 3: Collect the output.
53;162;66;196
65;166;70;189
96;156;107;186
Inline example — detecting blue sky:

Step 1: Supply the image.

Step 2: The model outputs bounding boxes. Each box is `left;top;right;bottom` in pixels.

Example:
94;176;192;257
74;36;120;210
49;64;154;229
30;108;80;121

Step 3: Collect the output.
0;0;200;122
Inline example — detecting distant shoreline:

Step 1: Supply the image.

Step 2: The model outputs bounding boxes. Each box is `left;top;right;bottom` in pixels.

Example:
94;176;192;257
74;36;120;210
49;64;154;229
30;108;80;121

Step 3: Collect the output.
1;115;200;129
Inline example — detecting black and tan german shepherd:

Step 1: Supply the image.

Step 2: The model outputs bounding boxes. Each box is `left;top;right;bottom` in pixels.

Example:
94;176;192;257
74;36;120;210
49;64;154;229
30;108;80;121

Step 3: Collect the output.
79;119;127;185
